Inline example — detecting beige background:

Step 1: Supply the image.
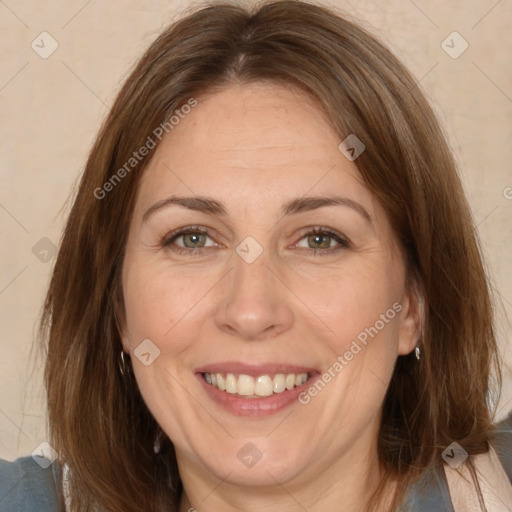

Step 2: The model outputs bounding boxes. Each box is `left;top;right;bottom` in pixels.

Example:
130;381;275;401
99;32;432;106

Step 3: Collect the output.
0;0;511;461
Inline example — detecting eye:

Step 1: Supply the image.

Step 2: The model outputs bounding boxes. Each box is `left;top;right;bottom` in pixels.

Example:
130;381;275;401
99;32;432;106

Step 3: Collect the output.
161;226;349;256
294;227;350;255
162;226;218;254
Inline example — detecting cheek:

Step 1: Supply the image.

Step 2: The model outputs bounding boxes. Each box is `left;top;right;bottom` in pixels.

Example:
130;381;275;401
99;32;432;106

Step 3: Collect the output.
333;285;400;351
122;260;204;350
318;265;402;411
293;257;403;356
305;270;402;429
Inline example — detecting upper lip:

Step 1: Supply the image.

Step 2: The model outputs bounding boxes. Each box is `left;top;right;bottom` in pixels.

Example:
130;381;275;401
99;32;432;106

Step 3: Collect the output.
195;361;319;376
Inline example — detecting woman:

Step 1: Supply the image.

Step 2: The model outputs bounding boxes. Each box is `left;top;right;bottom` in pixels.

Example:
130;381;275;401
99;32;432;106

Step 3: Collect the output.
1;1;511;511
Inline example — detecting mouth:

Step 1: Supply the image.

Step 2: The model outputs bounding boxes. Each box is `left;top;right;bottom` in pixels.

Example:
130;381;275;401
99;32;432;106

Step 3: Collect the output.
201;371;312;398
195;362;320;416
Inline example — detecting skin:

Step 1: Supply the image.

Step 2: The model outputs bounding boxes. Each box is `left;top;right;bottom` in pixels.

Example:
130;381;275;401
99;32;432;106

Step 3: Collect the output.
119;82;422;512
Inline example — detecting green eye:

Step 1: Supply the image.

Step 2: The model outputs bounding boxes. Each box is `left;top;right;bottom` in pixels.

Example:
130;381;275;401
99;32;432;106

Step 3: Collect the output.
181;232;208;248
163;227;215;253
306;233;333;249
162;226;349;257
295;228;349;254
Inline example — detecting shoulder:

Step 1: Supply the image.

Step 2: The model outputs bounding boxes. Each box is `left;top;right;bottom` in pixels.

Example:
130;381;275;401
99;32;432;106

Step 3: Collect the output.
399;464;454;512
399;411;512;511
491;409;512;481
0;456;63;512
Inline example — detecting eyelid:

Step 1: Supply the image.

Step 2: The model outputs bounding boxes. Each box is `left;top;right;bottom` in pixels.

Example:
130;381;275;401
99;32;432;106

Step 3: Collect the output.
161;225;350;255
162;225;219;247
291;226;350;252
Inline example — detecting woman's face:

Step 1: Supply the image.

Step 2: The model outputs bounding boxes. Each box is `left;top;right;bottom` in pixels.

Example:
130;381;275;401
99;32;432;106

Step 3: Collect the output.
120;82;420;492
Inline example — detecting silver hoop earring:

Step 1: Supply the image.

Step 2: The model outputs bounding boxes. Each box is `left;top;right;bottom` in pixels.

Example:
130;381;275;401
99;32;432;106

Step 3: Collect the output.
414;346;421;361
119;351;129;375
154;432;162;454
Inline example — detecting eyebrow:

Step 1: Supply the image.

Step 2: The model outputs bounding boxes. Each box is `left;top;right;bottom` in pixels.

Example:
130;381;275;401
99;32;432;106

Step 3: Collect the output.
142;195;372;223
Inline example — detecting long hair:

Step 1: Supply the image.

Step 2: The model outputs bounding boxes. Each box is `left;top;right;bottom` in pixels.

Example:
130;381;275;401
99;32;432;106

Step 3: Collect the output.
38;1;501;510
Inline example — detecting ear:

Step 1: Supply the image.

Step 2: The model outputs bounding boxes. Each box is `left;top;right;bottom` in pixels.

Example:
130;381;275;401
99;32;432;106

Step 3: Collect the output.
397;281;423;356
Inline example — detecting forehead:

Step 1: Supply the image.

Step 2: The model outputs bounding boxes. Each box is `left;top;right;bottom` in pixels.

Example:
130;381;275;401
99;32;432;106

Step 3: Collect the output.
175;82;336;156
136;82;369;207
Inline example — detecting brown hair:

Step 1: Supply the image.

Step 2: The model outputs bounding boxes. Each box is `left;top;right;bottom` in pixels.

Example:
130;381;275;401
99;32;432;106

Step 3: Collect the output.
38;1;501;510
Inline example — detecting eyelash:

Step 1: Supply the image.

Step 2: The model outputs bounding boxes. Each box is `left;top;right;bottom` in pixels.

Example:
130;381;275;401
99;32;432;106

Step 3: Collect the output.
161;225;350;257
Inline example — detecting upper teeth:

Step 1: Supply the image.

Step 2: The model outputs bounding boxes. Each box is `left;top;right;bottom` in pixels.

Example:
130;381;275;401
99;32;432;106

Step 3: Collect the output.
204;372;308;396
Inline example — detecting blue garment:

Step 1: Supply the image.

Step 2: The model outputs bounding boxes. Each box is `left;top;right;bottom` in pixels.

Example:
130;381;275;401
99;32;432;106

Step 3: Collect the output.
0;453;62;511
399;412;512;511
1;415;511;511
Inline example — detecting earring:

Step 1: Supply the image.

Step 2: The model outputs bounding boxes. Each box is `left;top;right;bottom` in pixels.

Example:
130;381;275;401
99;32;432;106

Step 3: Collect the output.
154;432;162;454
119;351;129;375
414;346;421;360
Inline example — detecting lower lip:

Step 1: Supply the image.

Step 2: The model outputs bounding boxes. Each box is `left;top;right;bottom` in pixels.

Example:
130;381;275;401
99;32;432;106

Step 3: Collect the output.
196;373;319;417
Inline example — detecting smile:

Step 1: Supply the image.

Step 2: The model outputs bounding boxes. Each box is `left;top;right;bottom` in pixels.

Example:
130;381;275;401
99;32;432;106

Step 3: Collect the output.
195;362;320;416
202;372;310;397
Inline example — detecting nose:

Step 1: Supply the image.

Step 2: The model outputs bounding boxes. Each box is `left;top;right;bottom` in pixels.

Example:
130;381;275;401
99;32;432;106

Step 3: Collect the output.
214;249;294;341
